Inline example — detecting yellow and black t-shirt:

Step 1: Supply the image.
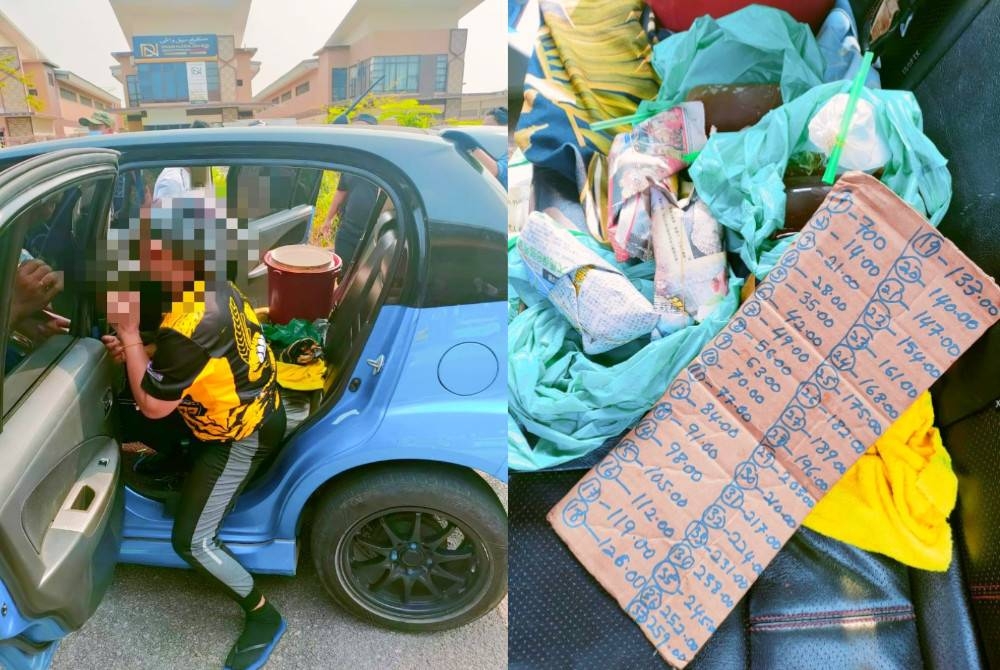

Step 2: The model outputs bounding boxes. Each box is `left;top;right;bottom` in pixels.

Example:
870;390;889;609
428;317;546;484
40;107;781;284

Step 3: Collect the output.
141;281;279;442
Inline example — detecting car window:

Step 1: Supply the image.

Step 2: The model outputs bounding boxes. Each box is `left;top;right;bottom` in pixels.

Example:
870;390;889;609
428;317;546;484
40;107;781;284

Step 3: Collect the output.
104;164;385;308
4;177;112;380
311;170;385;265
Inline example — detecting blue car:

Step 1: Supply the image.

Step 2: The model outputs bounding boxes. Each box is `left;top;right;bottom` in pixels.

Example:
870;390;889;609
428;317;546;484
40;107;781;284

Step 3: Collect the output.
0;126;507;669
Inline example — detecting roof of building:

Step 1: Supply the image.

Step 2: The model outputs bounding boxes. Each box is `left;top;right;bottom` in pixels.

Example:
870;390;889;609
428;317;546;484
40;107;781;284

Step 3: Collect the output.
54;70;121;106
252;58;318;102
321;0;482;48
109;0;253;46
0;8;53;64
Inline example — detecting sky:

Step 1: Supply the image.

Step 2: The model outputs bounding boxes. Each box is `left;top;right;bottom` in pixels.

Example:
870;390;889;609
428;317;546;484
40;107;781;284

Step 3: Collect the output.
0;0;506;103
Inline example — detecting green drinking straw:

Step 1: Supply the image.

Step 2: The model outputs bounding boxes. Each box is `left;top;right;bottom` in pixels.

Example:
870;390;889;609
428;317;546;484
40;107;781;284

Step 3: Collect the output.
822;51;875;185
590;109;657;132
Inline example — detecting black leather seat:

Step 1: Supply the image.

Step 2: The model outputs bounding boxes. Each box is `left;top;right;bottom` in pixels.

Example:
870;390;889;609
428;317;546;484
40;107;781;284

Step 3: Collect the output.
321;213;400;398
909;2;1000;663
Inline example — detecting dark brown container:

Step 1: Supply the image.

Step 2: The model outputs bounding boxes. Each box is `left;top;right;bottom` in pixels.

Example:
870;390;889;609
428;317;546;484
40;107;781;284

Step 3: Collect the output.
685;84;783;133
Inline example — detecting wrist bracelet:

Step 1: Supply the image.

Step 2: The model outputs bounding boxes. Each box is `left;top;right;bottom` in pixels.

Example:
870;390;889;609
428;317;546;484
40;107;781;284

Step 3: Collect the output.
123;342;144;352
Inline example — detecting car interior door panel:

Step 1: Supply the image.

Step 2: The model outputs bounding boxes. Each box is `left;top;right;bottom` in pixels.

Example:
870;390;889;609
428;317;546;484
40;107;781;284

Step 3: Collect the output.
0;150;123;648
0;337;123;630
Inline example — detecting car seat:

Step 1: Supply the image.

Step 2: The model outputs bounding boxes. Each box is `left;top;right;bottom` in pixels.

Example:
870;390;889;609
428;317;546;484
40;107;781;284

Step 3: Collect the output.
322;210;401;399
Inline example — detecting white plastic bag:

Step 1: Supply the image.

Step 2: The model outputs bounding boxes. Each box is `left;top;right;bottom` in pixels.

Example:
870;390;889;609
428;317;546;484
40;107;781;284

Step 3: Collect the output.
807;93;890;172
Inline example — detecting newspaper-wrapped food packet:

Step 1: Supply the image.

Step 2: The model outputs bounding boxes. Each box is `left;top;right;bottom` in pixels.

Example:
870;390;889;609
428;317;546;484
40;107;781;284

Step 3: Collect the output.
518;212;678;354
650;188;729;322
607;102;708;262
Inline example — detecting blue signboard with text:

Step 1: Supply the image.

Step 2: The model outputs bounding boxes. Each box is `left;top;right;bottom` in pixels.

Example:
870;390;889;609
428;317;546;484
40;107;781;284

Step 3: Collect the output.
132;34;217;59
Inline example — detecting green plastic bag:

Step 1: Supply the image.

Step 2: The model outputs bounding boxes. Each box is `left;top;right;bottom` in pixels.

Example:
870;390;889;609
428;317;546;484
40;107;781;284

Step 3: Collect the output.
507;230;742;471
690;81;952;278
261;318;322;349
639;5;825;116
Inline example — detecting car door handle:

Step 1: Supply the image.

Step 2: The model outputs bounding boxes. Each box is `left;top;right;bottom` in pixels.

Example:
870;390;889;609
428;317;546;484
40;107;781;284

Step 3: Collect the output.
366;354;385;376
50;465;115;535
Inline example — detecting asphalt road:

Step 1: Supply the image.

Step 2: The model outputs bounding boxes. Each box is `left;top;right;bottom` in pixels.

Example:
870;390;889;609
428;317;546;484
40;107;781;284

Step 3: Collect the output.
51;480;507;670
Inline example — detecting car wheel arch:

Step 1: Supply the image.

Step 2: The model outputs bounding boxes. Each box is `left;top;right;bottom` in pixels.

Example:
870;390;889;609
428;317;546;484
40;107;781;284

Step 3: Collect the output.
284;457;504;541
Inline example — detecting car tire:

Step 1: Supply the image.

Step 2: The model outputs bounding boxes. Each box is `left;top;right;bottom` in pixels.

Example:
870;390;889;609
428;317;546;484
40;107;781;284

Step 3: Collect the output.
310;462;507;632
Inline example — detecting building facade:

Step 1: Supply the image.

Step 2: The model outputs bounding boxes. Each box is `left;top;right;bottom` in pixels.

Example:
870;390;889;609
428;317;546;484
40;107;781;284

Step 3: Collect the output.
109;0;264;130
460;90;508;120
255;0;483;124
0;9;121;145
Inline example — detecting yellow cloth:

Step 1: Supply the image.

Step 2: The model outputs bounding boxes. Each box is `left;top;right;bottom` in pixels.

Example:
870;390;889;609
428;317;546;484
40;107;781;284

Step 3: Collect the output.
802;392;957;571
275;360;326;391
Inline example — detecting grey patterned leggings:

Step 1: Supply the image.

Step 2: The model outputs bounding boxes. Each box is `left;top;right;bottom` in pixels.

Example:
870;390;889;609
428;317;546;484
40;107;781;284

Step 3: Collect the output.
170;404;286;601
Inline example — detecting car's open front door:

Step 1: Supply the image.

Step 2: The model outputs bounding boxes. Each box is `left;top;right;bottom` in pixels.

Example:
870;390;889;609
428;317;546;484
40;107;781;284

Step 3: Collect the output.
0;149;122;670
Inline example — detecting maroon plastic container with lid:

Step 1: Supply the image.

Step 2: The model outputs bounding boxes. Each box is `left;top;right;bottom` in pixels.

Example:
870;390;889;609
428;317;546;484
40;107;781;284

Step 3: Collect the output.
263;244;342;324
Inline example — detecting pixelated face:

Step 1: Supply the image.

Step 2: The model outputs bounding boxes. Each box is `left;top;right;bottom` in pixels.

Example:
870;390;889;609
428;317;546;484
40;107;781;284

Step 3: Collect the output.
142;237;175;283
100;194;258;293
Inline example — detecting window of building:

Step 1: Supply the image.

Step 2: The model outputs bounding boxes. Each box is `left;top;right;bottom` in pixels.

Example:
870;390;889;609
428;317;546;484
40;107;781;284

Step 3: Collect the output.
280;91;291;102
79;95;93;107
350;59;372;98
205;61;221;102
238;110;253;119
295;81;310;96
46;72;54;86
435;55;448;92
126;75;140;106
237;79;244;87
27;88;38;96
271;96;279;105
137;62;187;103
58;88;77;102
331;68;347;101
372;55;419;93
136;61;221;104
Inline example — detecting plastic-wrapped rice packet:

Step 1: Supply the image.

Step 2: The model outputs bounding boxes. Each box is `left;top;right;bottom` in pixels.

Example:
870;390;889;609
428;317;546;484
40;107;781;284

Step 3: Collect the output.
607;102;707;262
650;189;729;322
517;212;676;354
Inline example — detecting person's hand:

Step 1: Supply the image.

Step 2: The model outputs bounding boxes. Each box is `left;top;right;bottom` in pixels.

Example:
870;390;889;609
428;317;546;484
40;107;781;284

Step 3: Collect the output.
100;334;127;364
40;313;70;336
12;311;71;342
106;290;141;335
317;213;336;245
12;259;62;322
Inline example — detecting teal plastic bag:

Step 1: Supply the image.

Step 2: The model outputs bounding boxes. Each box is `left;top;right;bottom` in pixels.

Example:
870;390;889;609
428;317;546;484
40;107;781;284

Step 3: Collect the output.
639;5;825;116
507;230;742;471
690;82;952;278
